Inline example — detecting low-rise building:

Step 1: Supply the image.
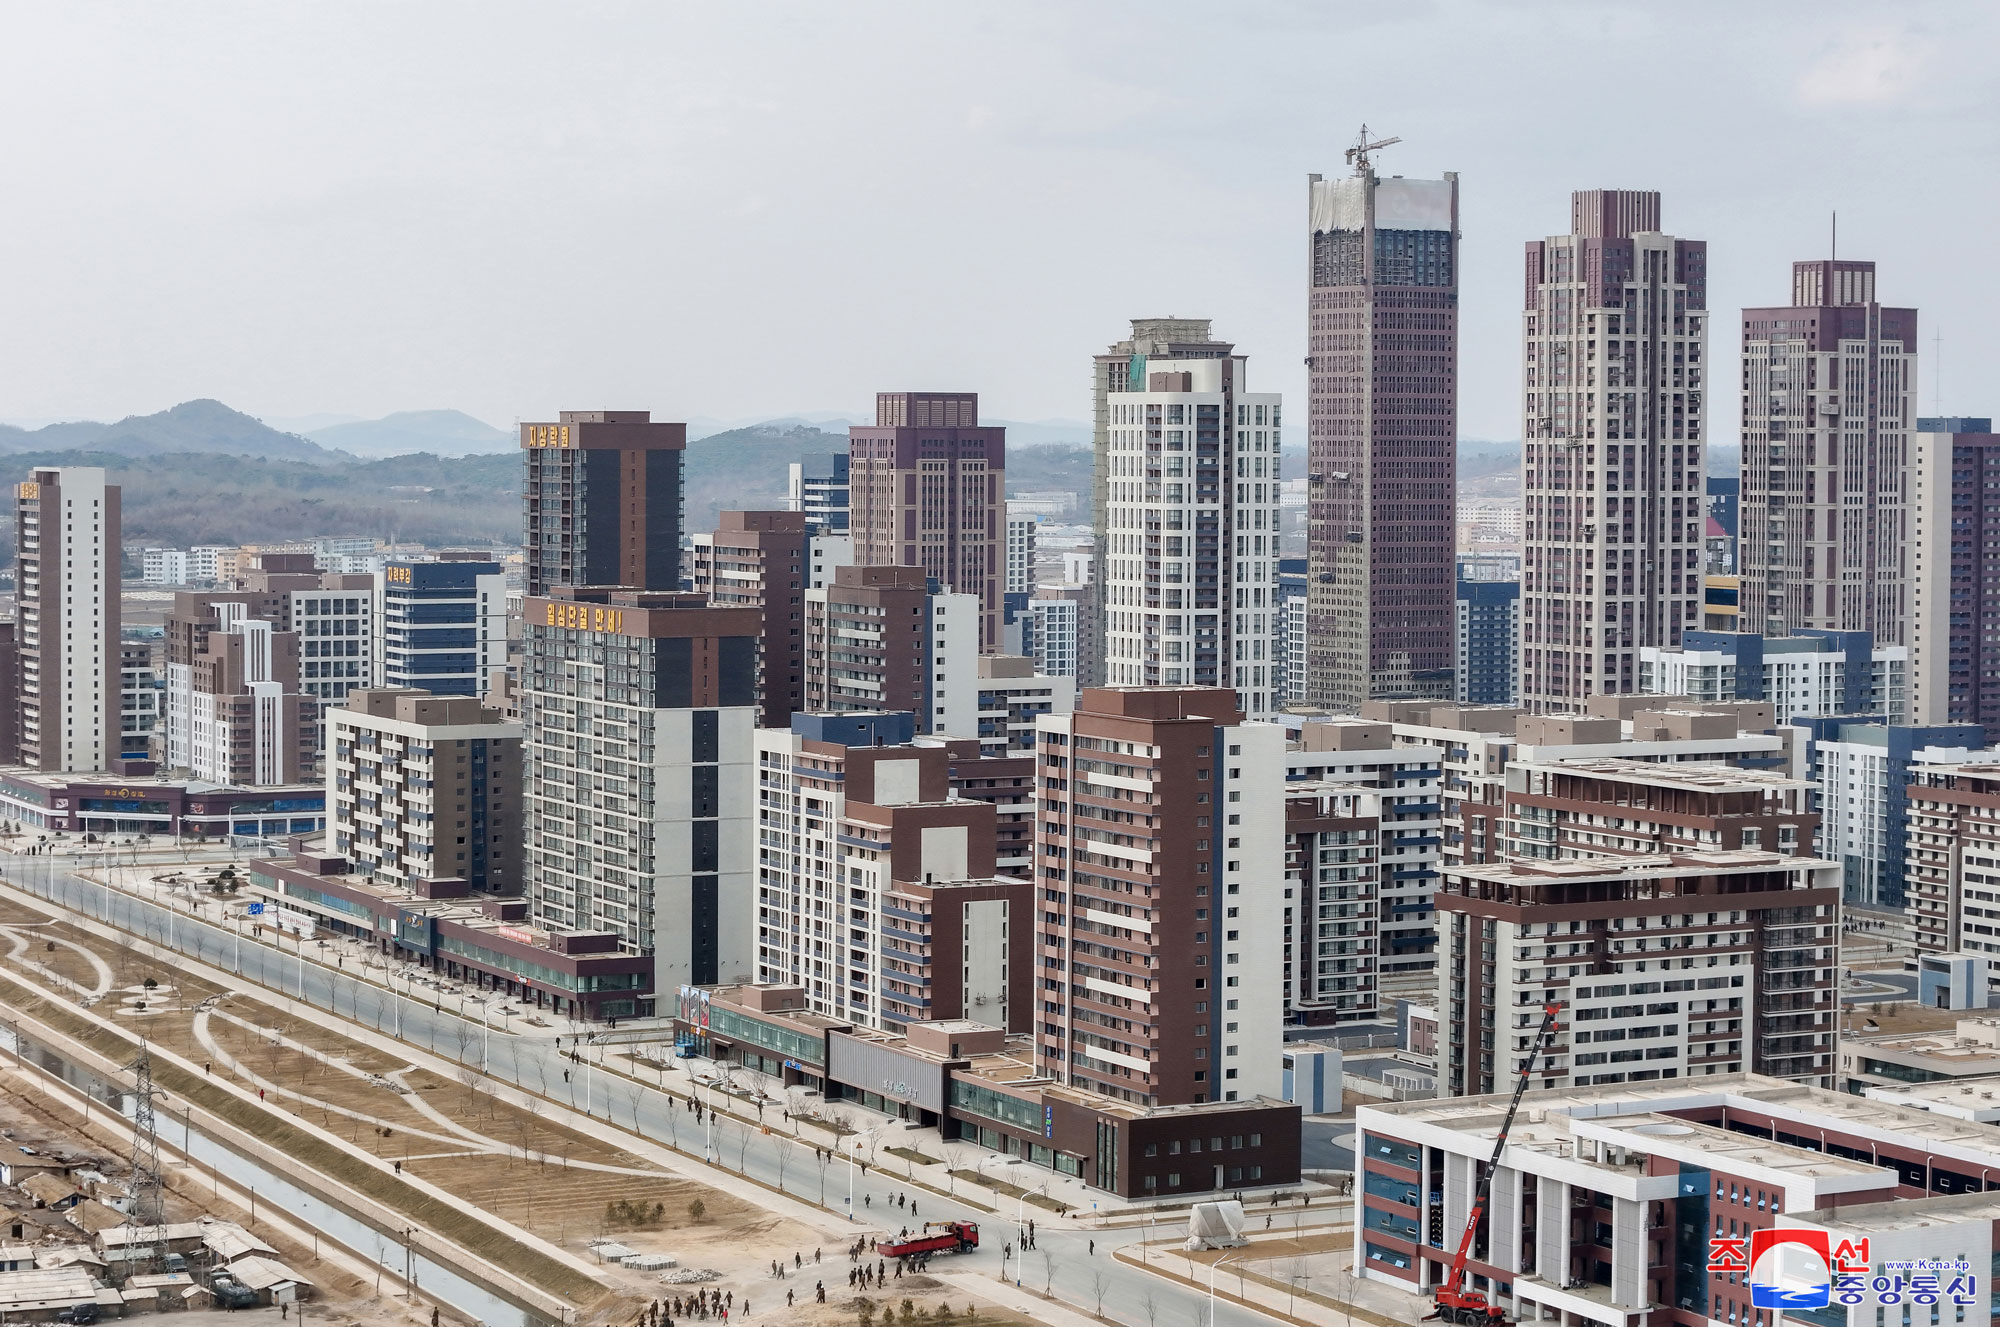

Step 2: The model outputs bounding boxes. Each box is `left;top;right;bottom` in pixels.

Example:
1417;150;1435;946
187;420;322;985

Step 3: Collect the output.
249;846;651;1020
675;986;1301;1200
1839;1015;2000;1095
0;769;324;839
1355;1073;2000;1325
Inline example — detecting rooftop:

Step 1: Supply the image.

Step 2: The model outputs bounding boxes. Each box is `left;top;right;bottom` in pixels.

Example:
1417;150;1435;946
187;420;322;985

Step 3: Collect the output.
1512;757;1811;795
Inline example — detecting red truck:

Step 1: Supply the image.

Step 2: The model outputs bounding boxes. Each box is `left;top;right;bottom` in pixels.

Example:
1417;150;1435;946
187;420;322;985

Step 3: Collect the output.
877;1221;980;1259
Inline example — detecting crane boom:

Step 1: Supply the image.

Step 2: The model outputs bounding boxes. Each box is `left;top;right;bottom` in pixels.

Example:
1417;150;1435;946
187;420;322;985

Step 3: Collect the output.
1427;1002;1563;1325
1344;123;1402;174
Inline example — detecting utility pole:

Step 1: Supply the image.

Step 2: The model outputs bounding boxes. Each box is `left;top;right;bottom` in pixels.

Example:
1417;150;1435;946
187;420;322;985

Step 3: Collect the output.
123;1042;166;1273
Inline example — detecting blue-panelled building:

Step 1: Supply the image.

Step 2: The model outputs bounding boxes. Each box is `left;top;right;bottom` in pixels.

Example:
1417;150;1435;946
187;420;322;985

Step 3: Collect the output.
377;558;506;697
1454;555;1519;705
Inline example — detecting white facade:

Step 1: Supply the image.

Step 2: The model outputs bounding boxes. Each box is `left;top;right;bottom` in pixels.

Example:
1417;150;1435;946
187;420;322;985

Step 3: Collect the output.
1287;728;1445;980
187;546;235;583
1279;591;1307;709
141;549;189;585
804;533;853;590
1520;206;1706;710
1639;636;1907;723
1026;597;1079;680
1004;514;1038;595
1101;354;1280;717
292;587;376;704
973;659;1075;756
930;591;980;738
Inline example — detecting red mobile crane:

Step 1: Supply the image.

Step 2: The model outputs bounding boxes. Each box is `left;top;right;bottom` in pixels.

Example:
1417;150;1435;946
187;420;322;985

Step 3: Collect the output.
1426;1002;1563;1325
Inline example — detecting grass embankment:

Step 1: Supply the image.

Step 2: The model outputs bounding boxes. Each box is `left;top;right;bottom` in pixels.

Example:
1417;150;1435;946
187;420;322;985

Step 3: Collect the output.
0;980;609;1308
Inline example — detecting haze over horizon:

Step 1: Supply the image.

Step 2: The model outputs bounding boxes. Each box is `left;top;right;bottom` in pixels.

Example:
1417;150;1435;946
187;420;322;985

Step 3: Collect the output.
3;2;1993;448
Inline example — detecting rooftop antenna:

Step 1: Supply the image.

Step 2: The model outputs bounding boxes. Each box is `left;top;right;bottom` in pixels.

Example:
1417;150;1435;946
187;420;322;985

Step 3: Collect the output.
1345;124;1402;177
1831;210;1837;262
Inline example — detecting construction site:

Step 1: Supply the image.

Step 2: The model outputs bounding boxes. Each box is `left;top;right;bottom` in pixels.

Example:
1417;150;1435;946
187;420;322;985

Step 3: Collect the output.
0;873;1071;1327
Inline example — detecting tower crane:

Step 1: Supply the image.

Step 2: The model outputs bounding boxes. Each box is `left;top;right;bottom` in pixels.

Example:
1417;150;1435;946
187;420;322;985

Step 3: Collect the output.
1345;124;1402;175
1426;1002;1564;1325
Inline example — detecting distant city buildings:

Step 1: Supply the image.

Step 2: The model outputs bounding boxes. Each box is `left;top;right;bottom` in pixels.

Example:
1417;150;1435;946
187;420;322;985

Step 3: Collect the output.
1794;717;1985;909
787;452;850;535
1739;261;1917;642
1306;153;1459;711
1519;189;1707;711
1640;628;1905;723
849;392;1005;651
1454;553;1519;705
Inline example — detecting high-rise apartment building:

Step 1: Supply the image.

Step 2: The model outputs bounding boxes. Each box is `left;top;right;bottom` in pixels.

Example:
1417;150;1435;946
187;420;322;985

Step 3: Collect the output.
1093;320;1281;718
973;655;1074;756
523;590;759;993
521;410;685;597
375;558;505;697
802;564;978;735
1281;719;1446;1027
1640;629;1905;723
328;689;522;894
848;393;1004;650
1792;718;1984;909
0;622;18;765
1911;418;2000;740
1034;688;1284;1105
787;453;850;535
1740;260;1917;641
753;712;1029;1032
14;467;121;772
1908;759;2000;986
1454;555;1520;705
119;631;161;762
1305;156;1459;710
1519;189;1708;711
689;510;839;729
1437;849;1841;1097
1004;513;1037;596
164;599;315;786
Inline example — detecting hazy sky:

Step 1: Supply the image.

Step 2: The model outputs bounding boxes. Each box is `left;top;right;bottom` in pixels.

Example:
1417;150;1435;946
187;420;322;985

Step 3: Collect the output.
3;1;1995;444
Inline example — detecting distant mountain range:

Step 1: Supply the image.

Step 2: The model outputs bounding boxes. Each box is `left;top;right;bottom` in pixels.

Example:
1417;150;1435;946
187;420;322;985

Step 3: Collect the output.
0;399;344;464
304;410;513;458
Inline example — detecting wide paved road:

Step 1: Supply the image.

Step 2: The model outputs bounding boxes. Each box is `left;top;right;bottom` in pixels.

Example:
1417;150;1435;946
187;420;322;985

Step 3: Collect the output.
3;858;1305;1327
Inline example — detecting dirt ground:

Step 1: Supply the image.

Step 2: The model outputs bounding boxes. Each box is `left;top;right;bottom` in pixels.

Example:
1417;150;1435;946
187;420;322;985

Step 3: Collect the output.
0;900;1052;1326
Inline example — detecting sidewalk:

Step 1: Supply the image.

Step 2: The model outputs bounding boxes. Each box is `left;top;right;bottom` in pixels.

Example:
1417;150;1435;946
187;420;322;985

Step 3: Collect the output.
1125;1230;1430;1327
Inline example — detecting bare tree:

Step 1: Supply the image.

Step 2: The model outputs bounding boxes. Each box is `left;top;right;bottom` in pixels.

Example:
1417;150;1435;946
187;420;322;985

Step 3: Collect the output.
1140;1288;1161;1327
1040;1249;1058;1295
627;1081;647;1133
1334;1267;1359;1327
1089;1270;1111;1318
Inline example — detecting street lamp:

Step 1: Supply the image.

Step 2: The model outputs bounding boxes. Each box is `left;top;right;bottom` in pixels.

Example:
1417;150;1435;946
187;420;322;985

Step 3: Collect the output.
1210;1252;1247;1327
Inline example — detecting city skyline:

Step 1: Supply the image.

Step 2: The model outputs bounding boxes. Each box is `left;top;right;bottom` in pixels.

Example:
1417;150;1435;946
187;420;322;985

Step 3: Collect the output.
0;4;1992;446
